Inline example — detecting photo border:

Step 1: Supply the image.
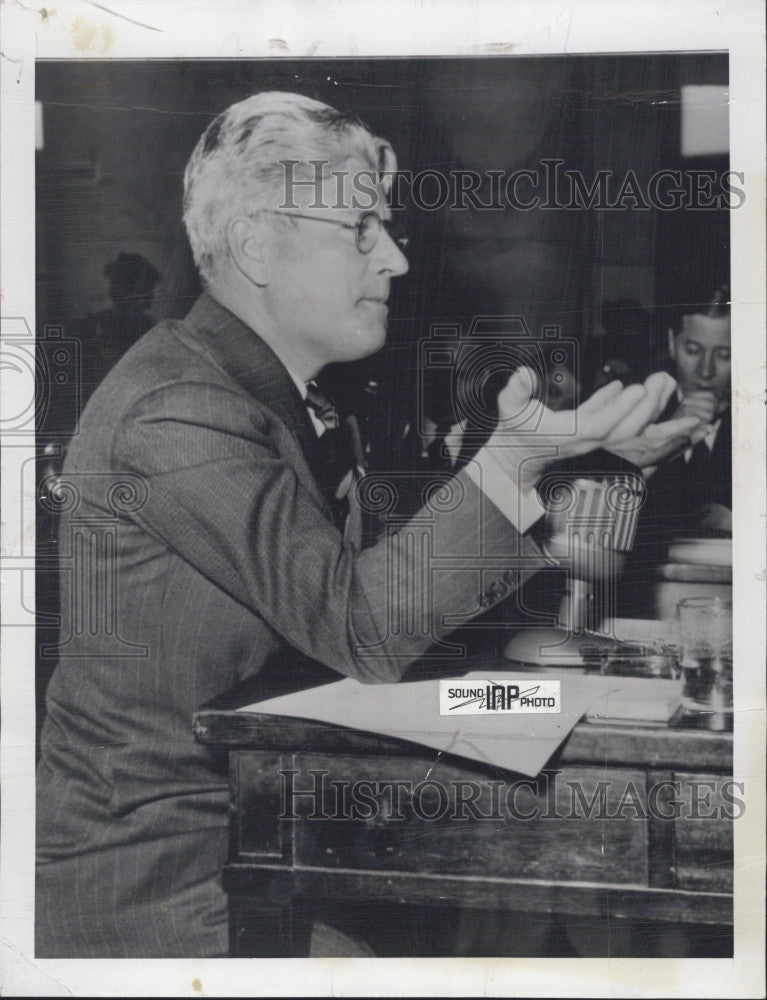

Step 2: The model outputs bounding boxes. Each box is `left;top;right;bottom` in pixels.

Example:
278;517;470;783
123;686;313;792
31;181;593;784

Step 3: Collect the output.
1;1;764;996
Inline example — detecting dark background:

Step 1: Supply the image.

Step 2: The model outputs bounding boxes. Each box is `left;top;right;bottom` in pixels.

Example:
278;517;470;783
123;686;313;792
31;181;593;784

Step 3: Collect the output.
36;54;729;342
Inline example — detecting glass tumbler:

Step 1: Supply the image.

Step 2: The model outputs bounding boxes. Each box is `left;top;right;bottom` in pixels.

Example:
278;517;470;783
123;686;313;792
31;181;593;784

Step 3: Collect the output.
676;596;733;714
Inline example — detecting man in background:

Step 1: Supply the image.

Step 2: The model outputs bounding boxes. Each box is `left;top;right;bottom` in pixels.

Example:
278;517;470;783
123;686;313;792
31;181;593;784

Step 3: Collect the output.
659;281;732;533
616;279;731;617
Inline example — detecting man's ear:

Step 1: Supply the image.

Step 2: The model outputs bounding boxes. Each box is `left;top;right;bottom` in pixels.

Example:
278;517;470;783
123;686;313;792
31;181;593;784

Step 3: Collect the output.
227;215;270;286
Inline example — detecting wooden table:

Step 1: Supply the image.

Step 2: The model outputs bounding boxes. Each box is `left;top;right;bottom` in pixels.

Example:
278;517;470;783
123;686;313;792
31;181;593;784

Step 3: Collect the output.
194;685;734;957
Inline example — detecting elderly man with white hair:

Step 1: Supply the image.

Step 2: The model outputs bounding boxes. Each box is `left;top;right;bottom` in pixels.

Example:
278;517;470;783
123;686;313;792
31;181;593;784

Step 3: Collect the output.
36;91;696;958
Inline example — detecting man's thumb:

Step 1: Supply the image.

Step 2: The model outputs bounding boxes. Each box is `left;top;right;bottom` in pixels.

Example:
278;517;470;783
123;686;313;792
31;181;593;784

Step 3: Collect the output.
497;366;542;427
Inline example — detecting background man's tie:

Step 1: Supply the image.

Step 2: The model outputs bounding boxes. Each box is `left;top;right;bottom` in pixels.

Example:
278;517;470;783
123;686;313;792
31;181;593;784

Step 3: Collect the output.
686;437;714;485
425;420;458;472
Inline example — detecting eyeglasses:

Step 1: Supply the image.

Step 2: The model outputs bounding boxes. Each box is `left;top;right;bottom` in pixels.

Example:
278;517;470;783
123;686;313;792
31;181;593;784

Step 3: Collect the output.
260;209;409;255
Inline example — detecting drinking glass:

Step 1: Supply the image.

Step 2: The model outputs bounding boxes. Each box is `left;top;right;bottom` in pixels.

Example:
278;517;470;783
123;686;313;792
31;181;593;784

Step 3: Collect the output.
676;596;733;714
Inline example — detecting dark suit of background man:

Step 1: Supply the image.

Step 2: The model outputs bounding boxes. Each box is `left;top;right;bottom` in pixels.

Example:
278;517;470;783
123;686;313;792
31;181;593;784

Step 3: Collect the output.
35;91;693;958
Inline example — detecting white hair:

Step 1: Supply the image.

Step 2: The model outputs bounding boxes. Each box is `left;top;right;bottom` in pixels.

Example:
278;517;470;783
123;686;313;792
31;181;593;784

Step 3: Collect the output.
183;91;396;286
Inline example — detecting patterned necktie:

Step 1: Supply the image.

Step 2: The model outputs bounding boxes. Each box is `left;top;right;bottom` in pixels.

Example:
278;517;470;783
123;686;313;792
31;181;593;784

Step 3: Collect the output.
305;382;367;543
305;381;340;431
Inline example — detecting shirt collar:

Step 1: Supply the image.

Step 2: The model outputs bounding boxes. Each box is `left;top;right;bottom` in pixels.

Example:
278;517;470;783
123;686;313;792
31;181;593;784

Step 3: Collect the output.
286;367;327;438
286;367;308;401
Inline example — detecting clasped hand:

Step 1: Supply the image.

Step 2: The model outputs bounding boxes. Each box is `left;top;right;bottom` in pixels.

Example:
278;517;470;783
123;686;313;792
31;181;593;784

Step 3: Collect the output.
490;367;702;493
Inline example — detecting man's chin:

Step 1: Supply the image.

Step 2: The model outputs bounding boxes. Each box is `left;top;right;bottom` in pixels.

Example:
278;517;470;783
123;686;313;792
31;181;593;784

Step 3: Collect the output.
349;323;388;361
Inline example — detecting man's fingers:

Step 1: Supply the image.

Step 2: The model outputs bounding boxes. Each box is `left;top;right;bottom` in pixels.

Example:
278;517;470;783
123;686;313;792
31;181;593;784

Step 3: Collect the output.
676;390;718;422
604;372;677;442
578;378;625;414
497;365;538;407
642;414;711;445
684;390;718;404
645;371;677;420
679;402;717;425
496;366;545;428
579;382;647;442
605;386;664;442
639;415;700;442
640;433;694;465
678;401;715;421
688;422;716;445
608;415;699;469
607;432;693;469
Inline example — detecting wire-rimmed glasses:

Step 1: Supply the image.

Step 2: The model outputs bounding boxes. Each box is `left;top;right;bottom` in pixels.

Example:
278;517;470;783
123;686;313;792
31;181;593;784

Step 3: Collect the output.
260;209;409;254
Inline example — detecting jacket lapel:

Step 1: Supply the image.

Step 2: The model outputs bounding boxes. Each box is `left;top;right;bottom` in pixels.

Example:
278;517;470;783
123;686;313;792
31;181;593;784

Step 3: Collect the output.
180;294;330;512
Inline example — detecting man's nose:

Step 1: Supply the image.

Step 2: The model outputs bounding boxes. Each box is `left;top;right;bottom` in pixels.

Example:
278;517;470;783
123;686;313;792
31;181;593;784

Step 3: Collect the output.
697;351;715;379
376;231;409;277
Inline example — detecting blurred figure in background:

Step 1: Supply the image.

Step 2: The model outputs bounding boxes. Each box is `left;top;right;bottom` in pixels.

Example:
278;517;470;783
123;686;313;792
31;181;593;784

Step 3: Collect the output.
76;252;162;410
584;298;661;395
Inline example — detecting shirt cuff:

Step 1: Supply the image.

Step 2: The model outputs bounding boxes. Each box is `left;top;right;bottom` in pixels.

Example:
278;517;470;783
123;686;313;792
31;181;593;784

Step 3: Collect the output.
463;445;546;533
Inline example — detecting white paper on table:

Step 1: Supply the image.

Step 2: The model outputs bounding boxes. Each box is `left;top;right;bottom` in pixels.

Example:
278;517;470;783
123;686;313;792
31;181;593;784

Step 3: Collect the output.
239;672;681;778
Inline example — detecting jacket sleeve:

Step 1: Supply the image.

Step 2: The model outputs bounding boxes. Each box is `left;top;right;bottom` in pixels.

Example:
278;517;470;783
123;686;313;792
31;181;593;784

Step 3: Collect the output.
112;380;543;683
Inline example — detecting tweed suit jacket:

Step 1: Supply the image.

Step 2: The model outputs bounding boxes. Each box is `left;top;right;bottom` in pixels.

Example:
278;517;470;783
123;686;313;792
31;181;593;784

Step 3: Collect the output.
36;293;539;957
